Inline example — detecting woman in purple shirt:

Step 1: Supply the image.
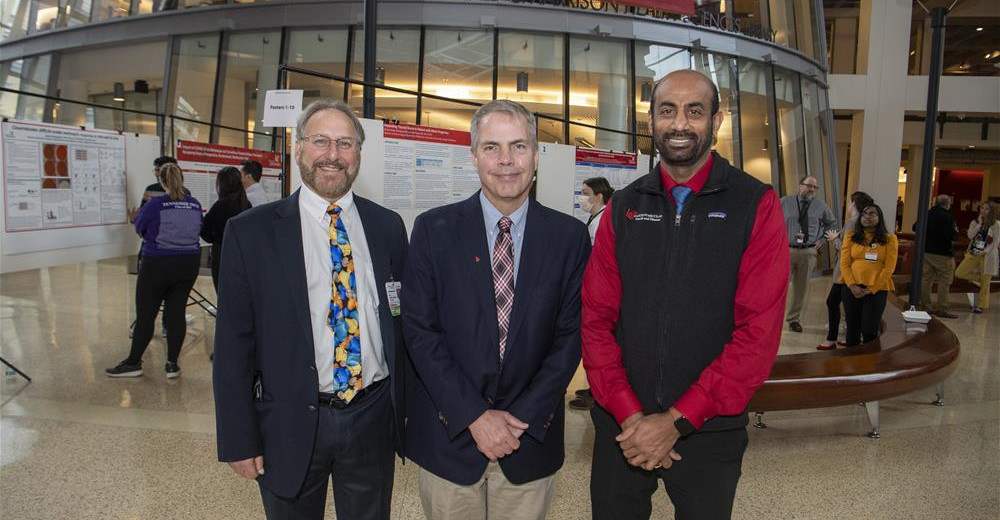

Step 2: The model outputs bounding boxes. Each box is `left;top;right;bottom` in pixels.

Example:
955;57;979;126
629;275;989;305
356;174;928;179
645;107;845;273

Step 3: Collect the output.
106;163;203;379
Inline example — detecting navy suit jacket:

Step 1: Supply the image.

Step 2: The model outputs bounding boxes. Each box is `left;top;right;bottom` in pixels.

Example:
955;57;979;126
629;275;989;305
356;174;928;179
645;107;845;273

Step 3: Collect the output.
402;193;590;485
213;189;409;498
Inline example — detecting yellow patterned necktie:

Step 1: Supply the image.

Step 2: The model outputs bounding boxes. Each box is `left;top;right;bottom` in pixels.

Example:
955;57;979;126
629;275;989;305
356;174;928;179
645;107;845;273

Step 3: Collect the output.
327;204;362;403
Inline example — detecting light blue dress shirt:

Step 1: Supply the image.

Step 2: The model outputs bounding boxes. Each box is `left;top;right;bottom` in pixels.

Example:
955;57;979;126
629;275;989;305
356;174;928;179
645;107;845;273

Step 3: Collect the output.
480;192;528;285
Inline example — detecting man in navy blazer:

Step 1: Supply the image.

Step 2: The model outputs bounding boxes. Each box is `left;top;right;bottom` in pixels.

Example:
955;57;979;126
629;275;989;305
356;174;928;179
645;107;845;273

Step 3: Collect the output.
402;99;590;519
213;99;408;520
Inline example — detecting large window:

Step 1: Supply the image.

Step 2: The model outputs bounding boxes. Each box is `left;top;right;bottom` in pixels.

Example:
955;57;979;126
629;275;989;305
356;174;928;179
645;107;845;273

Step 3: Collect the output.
568;36;629;151
421;28;493;131
54;40;166;134
0;55;52;121
1;0;31;41
351;28;420;123
634;42;690;154
738;59;775;184
498;31;565;143
286;28;350;105
692;51;740;166
91;0;131;22
217;30;280;149
774;67;806;194
169;33;220;143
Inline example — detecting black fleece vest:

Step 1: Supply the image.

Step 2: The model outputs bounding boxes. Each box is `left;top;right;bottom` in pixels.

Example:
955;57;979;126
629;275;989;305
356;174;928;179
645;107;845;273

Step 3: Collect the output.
610;153;769;432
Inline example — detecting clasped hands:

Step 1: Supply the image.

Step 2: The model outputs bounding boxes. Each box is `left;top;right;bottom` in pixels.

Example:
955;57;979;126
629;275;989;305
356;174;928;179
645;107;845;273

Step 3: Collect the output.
849;284;871;299
469;409;528;461
616;411;683;472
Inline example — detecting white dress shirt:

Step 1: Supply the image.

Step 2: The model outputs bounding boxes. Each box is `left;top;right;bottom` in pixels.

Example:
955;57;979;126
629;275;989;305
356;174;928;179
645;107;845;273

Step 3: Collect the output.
246;182;269;207
481;193;529;284
299;185;387;393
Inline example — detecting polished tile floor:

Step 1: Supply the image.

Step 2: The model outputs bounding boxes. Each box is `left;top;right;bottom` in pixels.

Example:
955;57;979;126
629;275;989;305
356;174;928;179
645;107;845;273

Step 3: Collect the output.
1;257;997;519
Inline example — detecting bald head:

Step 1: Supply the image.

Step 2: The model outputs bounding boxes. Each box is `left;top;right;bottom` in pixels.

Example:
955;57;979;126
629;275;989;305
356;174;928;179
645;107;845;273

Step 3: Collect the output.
649;70;720;117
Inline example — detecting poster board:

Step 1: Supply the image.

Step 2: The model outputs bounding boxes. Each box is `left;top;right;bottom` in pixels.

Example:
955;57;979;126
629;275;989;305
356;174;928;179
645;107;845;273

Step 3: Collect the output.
572;149;644;222
1;120;131;255
175;140;282;208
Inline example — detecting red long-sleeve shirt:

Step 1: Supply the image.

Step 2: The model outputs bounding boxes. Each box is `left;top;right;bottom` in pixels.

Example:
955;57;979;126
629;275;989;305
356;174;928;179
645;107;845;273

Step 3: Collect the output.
581;159;789;429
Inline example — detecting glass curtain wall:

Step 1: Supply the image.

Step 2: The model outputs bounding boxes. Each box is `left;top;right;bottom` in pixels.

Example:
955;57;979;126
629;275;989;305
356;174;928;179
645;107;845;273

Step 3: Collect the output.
737;58;775;184
169;33;220;144
692;50;740;165
54;40;166;133
217;30;280;149
421;28;493;131
2;0;31;41
774;67;806;194
568;36;629;152
286;28;349;105
91;0;130;22
634;42;690;154
498;31;564;144
0;55;52;121
351;28;420;123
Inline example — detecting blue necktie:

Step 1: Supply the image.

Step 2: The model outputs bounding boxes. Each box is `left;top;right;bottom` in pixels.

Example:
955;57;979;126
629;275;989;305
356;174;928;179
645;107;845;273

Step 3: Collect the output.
672;185;693;215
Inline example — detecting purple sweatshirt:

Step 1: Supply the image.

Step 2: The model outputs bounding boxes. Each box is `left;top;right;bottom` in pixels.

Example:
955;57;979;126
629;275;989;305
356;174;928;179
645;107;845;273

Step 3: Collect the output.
135;194;203;257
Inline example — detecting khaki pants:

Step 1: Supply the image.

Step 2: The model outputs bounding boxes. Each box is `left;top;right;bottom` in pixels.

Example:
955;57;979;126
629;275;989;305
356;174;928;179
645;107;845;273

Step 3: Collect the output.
955;254;992;309
418;463;555;520
921;253;955;311
786;247;818;323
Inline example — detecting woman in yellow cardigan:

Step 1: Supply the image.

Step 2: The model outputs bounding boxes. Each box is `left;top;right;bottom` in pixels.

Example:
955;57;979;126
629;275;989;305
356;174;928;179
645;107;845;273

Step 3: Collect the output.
840;203;898;346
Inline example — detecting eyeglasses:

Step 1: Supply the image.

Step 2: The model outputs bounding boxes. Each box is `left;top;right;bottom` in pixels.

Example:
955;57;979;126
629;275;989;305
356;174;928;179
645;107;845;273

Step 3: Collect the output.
300;134;358;152
800;183;820;189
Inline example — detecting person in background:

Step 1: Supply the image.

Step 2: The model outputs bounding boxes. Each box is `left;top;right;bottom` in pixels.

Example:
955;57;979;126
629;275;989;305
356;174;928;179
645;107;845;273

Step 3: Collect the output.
780;176;838;333
954;200;999;314
896;196;904;233
241;159;268;207
840;203;898;346
914;194;958;318
569;176;614;411
106;163;203;379
817;191;873;350
201;166;251;291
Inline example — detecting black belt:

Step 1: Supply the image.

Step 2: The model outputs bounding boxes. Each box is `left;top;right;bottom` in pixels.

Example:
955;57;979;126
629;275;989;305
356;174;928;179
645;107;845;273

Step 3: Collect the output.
790;244;816;249
318;377;387;409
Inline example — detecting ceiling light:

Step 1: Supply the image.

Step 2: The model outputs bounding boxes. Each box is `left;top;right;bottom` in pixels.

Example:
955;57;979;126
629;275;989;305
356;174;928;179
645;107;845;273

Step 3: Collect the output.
976;27;983;32
113;82;125;102
910;51;916;56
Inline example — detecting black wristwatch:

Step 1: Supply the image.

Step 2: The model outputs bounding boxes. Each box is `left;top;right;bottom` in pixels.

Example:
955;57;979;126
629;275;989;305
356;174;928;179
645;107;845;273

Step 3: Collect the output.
674;415;696;437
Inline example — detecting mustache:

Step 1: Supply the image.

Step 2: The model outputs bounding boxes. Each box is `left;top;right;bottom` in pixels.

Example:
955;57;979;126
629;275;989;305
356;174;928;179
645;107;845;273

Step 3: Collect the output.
661;131;698;140
311;160;349;170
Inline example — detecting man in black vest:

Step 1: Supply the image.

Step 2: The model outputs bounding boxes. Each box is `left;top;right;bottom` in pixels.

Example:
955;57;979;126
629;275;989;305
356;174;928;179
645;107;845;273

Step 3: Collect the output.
581;70;789;519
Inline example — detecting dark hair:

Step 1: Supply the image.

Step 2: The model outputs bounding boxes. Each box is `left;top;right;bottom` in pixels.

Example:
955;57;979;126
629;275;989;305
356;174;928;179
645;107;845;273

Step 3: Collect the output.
849;191;874;212
217;166;250;210
649;70;721;116
240;160;263;183
583;177;614;205
851;203;890;245
154;155;177;168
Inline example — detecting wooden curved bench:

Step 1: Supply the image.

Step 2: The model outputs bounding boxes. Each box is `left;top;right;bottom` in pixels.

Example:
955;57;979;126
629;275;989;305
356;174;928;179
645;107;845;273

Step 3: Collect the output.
748;295;960;438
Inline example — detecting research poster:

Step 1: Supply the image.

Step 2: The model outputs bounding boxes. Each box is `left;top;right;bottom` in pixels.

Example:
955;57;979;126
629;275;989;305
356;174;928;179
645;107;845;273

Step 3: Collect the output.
175;140;283;208
2;121;126;232
573;148;641;222
381;123;480;211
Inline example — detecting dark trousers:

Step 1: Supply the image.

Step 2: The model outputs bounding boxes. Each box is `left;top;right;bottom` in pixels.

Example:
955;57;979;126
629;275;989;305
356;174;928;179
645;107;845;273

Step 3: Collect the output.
825;283;844;342
841;286;888;346
260;379;395;520
590;405;747;520
210;244;222;291
127;254;199;365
